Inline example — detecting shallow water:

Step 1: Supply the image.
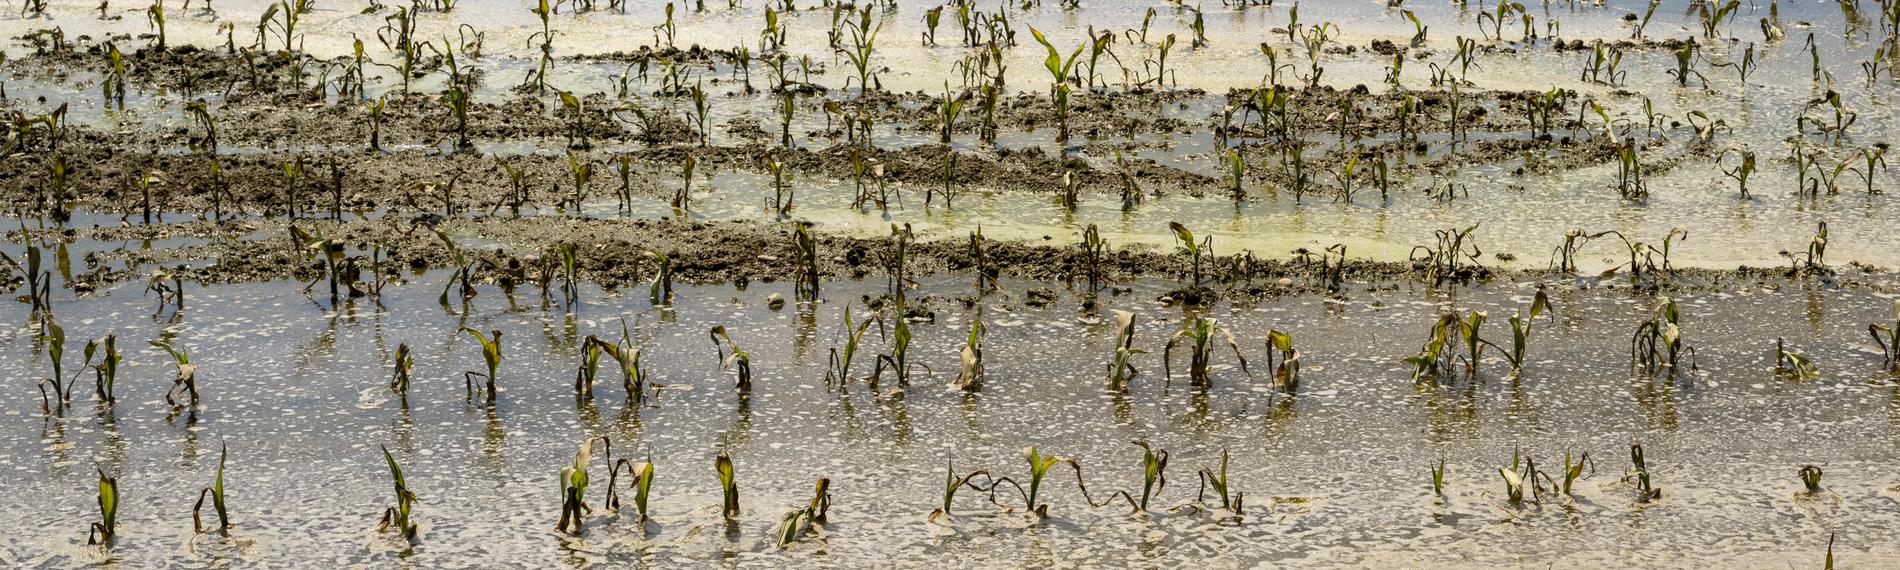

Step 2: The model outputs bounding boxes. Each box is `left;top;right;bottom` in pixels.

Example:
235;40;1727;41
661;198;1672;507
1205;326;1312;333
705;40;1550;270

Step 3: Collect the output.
3;269;1900;568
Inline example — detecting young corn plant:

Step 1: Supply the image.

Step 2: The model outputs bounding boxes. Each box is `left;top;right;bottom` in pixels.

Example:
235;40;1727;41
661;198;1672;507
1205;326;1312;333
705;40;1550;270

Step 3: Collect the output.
389;342;413;405
647;249;674;306
1029;27;1083;141
1264;330;1300;393
1168;222;1211;288
1560;451;1593;496
1720;147;1757;199
462;328;502;405
1504;290;1553;372
378;446;419;542
824;305;876;389
1798;465;1824;494
587;325;648;403
1430;457;1448;496
776;478;831;548
1134;441;1168;513
1871;300;1900;374
152;340;199;415
88;468;120;545
1163;317;1249;388
38;318;74;412
1498;448;1553;505
87;335;122;404
716;454;740;518
1405;314;1460;382
1631;297;1693;375
1774;337;1819;380
1196;449;1242;517
192;444;232;535
1625;443;1661;501
605;452;655;523
951;318;985;392
1105;311;1143;390
1021;447;1069;518
926;461;995;522
557;438;607;534
711;326;754;393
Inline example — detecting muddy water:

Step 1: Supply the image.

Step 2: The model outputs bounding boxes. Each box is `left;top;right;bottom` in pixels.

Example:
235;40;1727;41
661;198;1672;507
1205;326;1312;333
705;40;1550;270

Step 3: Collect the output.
2;269;1899;568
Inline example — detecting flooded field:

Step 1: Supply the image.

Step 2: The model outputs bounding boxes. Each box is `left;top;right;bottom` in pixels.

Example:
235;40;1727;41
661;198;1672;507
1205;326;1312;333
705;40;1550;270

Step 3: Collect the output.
2;0;1900;567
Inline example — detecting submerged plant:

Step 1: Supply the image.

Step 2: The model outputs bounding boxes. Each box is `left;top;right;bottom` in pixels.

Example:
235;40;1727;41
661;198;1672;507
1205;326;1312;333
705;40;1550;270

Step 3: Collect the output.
88;468;120;545
1264;330;1301;393
462;328;502;404
1498;448;1553;505
1105;311;1143;390
557;438;606;534
1871;300;1900;374
716;454;740;518
951;318;985;392
710;326;754;393
1504;290;1552;372
1196;449;1242;516
192;444;232;534
1134;441;1168;512
1774;338;1819;380
777;477;830;548
1022;447;1068;518
87;335;122;404
152;340;199;414
1560;451;1593;496
1631;297;1693;375
378;446;418;542
1626;443;1661;501
1163;317;1248;388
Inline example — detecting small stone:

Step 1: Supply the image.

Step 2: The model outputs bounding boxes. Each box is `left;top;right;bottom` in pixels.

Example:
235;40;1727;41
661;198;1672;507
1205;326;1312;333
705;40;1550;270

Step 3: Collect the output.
766;293;786;310
757;254;779;262
1277;278;1295;286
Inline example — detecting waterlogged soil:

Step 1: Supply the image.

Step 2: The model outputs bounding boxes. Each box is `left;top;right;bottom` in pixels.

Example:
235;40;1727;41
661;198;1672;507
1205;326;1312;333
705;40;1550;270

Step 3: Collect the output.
3;0;1900;568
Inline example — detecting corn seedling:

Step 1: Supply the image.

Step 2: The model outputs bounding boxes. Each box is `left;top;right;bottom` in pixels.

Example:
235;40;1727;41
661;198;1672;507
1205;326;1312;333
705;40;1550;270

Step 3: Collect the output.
389;342;412;404
1871;300;1900;374
1020;447;1069;518
1625;443;1661;501
1196;449;1242;516
1409;225;1483;285
1560;451;1593;496
586;324;647;402
1794;464;1825;494
152;340;199;414
88;468;120;545
462;327;501;405
1631;297;1693;374
378;446;419;542
38;317;73;412
1774;337;1819;380
557;437;608;534
1430;457;1447;496
1168;222;1211;288
716;454;740;518
1720;147;1757;199
951;318;985;391
776;477;830;547
1264;329;1300;393
1504;290;1552;372
1131;441;1169;513
605;452;655;522
825;305;876;388
1405;314;1460;382
711;326;754;393
1498;448;1553;505
1163;317;1248;388
87;335;121;404
927;461;993;522
647;249;674;306
1029;27;1083;141
1105;310;1143;390
192;444;232;534
673;155;695;215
